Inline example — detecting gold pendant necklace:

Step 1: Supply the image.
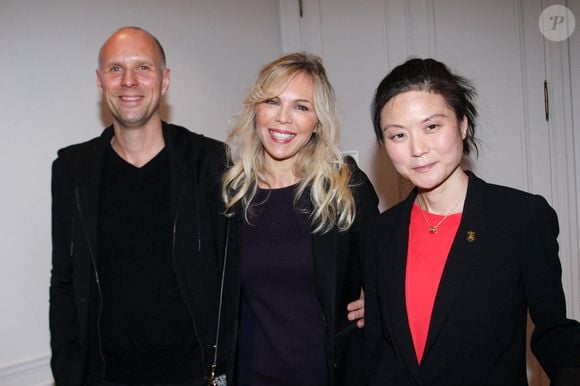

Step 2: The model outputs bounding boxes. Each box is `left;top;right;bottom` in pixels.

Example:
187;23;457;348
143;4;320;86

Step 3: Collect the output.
417;194;464;234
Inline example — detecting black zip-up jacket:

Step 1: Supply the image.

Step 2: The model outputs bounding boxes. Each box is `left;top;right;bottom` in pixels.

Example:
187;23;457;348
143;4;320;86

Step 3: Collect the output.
49;123;227;386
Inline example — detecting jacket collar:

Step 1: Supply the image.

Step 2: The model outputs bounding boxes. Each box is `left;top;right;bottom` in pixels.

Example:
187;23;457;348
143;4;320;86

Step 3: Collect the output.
57;126;114;185
59;122;202;183
162;122;201;178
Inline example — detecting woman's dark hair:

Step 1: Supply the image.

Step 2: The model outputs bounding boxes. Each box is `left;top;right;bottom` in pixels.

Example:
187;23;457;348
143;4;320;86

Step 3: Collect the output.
371;58;478;156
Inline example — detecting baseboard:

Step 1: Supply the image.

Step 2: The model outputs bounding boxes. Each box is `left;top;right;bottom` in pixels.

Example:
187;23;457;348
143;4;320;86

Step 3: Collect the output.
0;354;53;386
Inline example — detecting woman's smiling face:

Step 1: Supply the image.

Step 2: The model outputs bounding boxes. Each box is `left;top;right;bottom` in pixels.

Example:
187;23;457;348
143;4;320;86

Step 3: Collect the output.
255;72;318;171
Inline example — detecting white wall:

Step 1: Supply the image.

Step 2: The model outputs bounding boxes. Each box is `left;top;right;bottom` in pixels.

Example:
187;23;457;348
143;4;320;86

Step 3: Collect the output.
0;1;282;384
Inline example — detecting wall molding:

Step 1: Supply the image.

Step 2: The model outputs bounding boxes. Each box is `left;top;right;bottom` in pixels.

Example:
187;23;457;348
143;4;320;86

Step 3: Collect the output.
279;0;323;55
279;0;302;52
0;354;53;386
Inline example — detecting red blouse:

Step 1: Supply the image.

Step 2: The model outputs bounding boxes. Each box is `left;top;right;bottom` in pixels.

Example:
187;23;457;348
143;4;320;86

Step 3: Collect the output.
406;202;462;364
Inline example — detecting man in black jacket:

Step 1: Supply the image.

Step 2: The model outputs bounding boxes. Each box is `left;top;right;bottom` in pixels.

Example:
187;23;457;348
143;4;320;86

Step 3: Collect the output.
49;26;226;386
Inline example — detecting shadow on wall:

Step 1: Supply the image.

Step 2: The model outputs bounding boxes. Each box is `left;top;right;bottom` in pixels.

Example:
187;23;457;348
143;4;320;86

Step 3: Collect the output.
369;144;412;211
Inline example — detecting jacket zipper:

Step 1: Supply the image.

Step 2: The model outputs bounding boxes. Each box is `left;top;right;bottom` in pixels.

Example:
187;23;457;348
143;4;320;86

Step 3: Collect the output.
172;180;207;378
74;187;106;381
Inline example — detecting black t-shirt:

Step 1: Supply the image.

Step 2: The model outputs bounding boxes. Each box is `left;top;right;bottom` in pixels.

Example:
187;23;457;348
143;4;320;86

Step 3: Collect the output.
97;146;199;383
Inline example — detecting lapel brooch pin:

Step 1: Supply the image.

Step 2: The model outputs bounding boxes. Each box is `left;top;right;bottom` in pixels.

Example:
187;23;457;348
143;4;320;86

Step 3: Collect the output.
466;231;477;243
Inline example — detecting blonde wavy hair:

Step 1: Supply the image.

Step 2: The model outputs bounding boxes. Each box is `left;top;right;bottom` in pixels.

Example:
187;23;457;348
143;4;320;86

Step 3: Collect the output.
222;52;355;234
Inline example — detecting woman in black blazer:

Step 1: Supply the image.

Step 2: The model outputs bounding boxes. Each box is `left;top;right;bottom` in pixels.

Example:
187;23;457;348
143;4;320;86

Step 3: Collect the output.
364;58;580;385
219;52;379;386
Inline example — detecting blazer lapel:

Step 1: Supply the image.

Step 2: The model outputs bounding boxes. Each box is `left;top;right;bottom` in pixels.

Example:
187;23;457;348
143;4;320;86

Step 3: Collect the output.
379;193;422;377
422;172;488;361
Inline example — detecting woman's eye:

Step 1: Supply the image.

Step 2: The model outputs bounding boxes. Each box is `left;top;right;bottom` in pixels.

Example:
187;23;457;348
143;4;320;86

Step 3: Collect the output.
296;105;309;111
426;124;438;131
264;99;278;105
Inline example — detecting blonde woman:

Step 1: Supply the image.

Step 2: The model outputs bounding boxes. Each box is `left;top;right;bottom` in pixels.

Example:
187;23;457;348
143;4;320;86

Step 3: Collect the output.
220;52;378;386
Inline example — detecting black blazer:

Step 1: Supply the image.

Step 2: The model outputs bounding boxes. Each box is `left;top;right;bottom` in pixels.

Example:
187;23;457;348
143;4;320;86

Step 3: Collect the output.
220;162;379;386
364;172;580;386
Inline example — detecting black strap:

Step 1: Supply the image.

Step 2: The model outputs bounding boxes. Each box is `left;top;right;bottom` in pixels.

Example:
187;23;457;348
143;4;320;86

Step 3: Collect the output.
209;218;230;384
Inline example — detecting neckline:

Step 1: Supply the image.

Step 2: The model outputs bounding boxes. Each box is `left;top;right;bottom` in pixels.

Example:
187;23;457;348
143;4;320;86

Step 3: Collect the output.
257;182;300;192
412;202;463;217
108;143;167;170
413;201;463;218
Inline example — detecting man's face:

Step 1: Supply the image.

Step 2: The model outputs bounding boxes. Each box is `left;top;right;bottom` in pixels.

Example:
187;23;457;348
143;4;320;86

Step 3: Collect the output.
96;29;169;130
